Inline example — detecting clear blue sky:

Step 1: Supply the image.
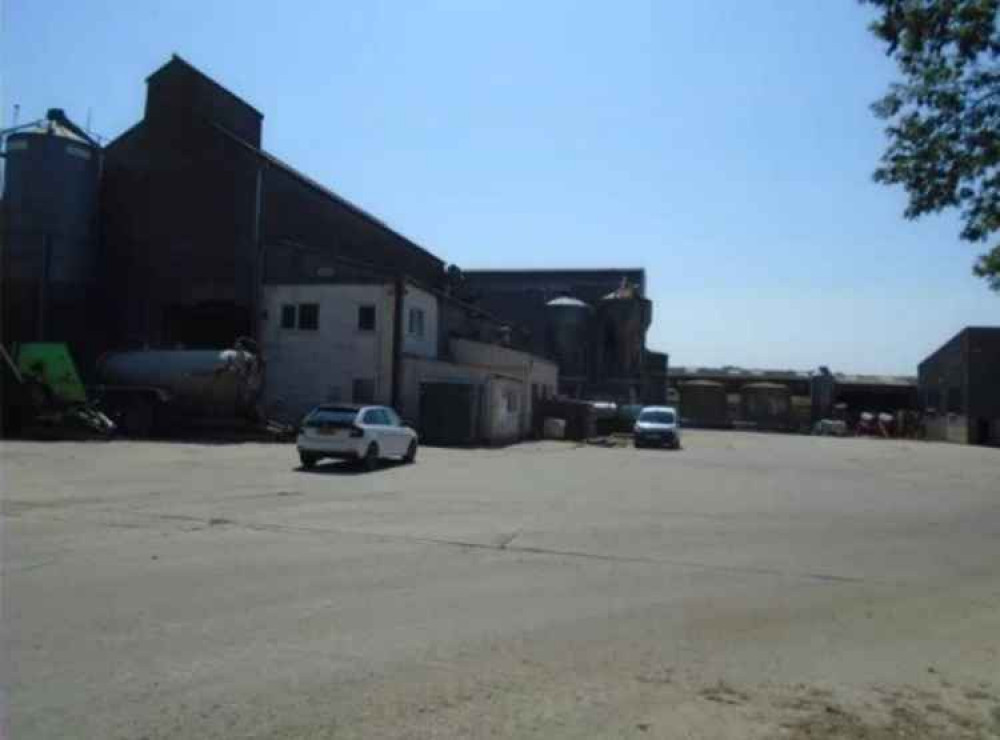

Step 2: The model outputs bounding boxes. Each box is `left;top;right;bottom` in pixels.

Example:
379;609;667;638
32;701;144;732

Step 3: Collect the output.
4;0;996;374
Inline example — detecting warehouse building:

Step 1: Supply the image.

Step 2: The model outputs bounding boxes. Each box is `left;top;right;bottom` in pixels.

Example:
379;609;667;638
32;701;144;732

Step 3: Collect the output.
459;268;668;404
669;366;917;430
101;55;448;351
918;326;1000;446
0;55;561;442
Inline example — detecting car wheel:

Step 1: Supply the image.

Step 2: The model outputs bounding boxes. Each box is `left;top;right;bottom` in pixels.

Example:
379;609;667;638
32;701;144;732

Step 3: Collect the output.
403;440;417;464
299;451;316;469
362;443;379;472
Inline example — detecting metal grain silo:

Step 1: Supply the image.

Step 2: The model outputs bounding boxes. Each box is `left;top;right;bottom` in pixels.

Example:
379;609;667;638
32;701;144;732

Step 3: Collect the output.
741;382;792;430
595;293;651;380
679;380;729;427
544;296;592;385
2;109;101;363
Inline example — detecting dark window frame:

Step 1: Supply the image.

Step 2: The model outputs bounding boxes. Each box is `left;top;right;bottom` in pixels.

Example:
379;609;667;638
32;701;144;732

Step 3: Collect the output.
408;307;425;338
358;305;376;332
297;303;319;331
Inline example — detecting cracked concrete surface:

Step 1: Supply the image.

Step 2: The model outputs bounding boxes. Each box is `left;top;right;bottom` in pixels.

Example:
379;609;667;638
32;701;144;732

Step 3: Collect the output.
3;433;1000;738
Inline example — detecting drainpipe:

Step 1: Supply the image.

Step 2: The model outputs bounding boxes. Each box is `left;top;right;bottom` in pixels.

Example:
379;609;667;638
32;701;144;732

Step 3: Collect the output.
391;274;405;410
251;161;265;343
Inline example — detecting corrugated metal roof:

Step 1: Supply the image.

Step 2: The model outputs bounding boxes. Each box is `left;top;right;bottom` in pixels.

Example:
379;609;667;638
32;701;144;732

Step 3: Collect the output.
671;366;916;388
833;374;916;387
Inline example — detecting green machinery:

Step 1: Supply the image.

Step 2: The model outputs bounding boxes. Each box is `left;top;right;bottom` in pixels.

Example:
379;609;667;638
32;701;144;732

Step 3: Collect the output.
1;342;115;437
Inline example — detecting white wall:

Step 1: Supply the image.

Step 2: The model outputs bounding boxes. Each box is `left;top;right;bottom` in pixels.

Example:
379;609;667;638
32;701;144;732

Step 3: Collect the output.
451;338;558;437
485;376;523;445
399;356;525;445
400;340;557;443
402;285;438;359
261;283;395;423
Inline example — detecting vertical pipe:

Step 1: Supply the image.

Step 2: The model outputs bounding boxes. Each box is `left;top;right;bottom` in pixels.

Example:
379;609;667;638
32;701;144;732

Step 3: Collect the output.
251;161;265;342
391;274;404;410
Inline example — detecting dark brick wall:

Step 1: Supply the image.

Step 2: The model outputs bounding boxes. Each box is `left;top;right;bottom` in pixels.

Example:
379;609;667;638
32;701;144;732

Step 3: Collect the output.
260;164;444;289
101;57;444;350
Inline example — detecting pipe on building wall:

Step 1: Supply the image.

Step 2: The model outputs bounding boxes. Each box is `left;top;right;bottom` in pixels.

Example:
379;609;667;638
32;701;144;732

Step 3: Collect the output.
251;161;265;343
391;274;405;410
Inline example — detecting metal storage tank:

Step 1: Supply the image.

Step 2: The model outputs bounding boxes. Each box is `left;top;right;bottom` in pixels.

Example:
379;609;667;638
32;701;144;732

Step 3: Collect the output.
595;294;652;380
741;382;792;430
544;296;592;382
2;109;101;363
96;346;264;421
679;380;729;427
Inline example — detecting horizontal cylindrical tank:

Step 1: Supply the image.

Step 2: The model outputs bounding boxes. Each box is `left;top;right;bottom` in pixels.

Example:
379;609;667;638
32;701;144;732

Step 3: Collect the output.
741;382;792;430
679;380;729;427
544;296;591;379
97;346;263;419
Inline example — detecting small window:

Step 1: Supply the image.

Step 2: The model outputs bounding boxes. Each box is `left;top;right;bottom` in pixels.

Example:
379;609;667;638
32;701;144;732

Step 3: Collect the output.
298;303;319;331
281;304;297;329
353;378;375;404
408;307;425;337
358;305;376;331
360;409;380;425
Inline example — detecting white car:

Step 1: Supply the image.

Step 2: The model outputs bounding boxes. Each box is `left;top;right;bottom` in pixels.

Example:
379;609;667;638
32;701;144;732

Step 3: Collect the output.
633;406;682;450
297;404;418;470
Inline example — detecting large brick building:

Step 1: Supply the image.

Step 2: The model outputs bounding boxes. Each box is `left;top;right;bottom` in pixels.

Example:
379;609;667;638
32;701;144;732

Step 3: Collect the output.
101;55;446;350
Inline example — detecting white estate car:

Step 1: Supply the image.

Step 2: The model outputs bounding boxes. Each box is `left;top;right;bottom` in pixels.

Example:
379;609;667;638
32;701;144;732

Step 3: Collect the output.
297;404;418;470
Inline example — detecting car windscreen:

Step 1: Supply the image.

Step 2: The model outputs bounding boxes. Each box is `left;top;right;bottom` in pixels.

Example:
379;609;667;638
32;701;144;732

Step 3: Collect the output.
304;408;358;427
638;411;675;424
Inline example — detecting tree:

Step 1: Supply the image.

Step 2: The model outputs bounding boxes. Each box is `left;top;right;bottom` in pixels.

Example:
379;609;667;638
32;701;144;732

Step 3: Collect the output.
864;0;1000;290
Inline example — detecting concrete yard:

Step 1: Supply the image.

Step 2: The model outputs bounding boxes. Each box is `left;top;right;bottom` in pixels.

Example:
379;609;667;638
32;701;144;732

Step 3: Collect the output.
3;432;1000;739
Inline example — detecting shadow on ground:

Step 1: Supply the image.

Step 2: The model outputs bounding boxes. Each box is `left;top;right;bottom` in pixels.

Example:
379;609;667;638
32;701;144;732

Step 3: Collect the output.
295;459;406;475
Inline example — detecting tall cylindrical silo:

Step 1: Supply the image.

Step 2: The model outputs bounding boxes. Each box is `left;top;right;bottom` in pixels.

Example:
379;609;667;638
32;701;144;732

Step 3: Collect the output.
595;294;652;386
544;296;592;392
2;109;101;368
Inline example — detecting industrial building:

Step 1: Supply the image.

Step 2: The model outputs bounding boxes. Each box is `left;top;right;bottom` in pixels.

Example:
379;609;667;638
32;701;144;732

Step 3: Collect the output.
1;56;561;442
100;55;448;352
669;366;917;431
459;268;668;404
918;327;1000;446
